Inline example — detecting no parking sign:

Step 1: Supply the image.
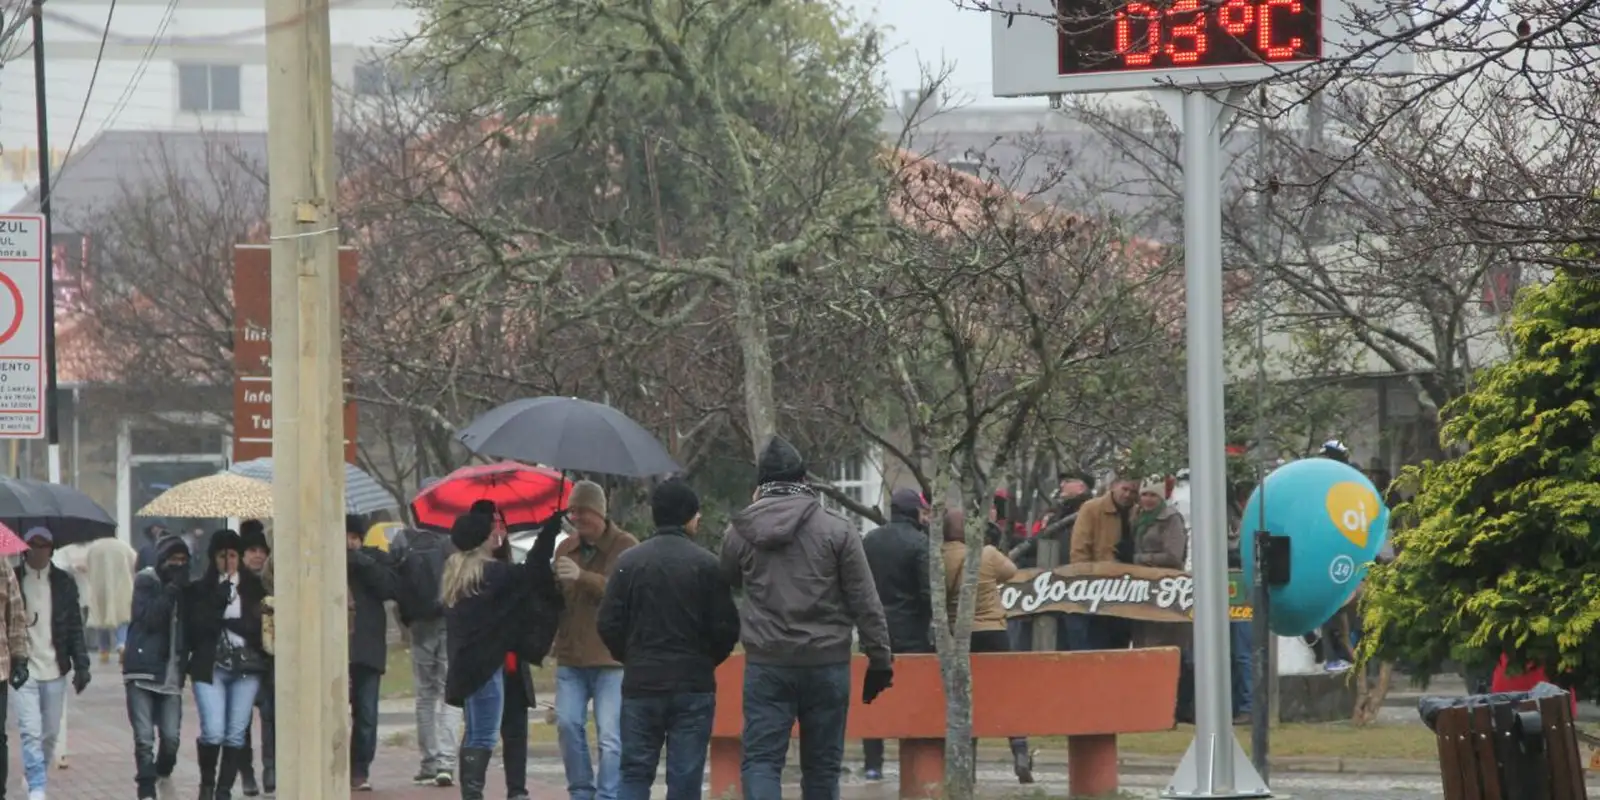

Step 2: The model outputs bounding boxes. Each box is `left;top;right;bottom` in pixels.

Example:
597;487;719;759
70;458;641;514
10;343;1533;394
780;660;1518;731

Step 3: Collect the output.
0;214;45;439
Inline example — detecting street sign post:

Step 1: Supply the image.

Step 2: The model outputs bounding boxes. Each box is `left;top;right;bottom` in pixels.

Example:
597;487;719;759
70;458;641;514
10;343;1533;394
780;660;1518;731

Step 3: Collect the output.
232;245;359;464
0;214;47;439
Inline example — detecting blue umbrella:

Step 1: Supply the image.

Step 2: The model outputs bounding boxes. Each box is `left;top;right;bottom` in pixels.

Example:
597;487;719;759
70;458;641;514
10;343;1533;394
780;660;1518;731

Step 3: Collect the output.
228;458;397;515
455;397;680;478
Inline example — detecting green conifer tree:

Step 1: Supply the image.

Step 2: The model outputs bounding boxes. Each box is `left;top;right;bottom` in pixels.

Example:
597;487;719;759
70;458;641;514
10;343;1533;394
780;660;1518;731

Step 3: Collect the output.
1361;266;1600;697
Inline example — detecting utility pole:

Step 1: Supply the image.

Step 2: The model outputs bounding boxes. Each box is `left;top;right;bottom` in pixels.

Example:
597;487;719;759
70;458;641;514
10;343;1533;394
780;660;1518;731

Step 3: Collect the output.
263;0;349;791
31;0;63;485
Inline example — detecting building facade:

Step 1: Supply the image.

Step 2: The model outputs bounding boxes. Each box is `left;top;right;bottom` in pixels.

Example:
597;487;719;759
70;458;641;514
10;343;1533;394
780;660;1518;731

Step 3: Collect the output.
0;0;419;161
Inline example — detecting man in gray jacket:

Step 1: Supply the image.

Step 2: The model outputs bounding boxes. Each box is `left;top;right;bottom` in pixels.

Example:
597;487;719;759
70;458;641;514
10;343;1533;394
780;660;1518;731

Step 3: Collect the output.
720;436;894;800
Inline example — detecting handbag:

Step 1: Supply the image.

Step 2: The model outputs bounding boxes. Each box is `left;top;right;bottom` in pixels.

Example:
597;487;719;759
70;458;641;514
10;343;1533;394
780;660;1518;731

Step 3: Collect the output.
214;581;269;673
261;596;275;657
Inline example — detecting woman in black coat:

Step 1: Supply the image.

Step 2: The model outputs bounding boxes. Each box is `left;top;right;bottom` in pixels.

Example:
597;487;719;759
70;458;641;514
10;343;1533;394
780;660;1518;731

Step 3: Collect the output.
184;530;269;800
443;511;563;800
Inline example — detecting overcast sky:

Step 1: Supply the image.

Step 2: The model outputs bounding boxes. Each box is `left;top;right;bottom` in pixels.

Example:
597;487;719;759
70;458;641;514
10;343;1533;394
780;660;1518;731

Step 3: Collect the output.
845;0;1043;108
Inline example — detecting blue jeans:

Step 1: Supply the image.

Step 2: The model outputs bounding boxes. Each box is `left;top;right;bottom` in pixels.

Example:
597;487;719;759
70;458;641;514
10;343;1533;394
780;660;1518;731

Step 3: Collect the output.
1231;621;1253;715
618;692;715;800
97;624;129;652
12;675;67;791
193;666;262;747
741;662;851;800
462;669;504;750
127;685;183;795
556;666;623;800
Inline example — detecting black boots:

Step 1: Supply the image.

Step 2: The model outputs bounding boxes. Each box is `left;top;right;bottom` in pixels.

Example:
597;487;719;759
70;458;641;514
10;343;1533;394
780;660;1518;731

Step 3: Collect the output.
239;745;259;797
458;747;492;800
213;746;245;800
196;741;220;800
261;760;276;795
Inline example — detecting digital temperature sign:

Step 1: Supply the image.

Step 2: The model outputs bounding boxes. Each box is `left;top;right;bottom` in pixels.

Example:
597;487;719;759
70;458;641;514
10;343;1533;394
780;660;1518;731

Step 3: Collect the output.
1056;0;1323;75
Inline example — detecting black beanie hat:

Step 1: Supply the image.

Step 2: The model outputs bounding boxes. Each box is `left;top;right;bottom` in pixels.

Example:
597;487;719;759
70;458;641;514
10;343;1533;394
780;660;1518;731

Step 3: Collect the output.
345;514;368;536
450;512;493;553
756;435;807;485
208;529;242;559
469;499;498;518
239;520;270;554
651;479;701;528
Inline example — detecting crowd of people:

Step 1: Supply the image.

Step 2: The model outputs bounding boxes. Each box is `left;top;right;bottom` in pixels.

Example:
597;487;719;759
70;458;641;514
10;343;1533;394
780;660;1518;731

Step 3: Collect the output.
0;432;1392;800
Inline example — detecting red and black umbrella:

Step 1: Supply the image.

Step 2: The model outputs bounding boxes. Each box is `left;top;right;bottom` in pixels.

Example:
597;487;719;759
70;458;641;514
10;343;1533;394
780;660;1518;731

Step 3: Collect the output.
411;462;571;533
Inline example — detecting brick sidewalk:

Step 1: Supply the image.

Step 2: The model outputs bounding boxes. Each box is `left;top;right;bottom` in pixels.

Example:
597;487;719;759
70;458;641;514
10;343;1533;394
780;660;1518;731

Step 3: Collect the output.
4;672;565;799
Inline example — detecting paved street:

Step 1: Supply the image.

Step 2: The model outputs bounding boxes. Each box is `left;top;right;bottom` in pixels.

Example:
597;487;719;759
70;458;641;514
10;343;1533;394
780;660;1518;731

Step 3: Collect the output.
18;667;1600;799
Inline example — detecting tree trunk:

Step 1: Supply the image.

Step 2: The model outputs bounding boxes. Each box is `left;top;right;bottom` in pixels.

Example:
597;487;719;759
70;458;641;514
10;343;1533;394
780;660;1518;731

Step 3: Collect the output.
729;257;778;460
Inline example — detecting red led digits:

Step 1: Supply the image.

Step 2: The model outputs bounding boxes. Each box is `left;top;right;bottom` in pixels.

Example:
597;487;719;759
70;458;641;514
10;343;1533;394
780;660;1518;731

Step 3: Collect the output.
1105;0;1309;68
1219;0;1254;35
1166;0;1207;64
1116;2;1161;66
1257;0;1304;59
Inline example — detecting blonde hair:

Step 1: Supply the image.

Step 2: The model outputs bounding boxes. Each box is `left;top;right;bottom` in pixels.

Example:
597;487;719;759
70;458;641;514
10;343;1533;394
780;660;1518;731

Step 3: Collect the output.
441;543;494;608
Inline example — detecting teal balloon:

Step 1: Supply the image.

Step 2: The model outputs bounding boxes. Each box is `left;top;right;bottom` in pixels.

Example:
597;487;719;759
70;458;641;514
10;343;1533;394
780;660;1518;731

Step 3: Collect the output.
1239;458;1389;637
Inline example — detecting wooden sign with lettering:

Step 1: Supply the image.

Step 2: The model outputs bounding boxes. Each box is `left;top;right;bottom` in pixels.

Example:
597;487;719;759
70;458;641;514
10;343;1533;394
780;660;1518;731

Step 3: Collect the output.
1003;563;1255;623
232;245;360;464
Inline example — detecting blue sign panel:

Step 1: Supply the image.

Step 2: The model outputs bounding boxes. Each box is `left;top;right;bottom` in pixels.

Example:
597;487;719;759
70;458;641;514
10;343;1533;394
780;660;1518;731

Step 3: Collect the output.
1239;458;1390;636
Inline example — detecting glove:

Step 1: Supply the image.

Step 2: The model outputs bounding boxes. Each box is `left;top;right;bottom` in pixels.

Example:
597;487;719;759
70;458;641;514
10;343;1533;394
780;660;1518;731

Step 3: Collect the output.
863;664;894;705
72;668;90;694
9;659;27;690
554;556;581;582
542;509;569;536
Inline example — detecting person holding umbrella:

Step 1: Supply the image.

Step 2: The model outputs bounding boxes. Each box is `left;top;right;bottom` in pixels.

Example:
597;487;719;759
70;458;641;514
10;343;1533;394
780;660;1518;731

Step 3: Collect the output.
14;527;91;800
552;481;637;800
444;509;565;800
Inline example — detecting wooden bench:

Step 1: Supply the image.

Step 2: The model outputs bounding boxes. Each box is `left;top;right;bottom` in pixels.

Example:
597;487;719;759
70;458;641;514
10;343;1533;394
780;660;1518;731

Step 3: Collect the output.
1433;691;1587;800
709;648;1180;798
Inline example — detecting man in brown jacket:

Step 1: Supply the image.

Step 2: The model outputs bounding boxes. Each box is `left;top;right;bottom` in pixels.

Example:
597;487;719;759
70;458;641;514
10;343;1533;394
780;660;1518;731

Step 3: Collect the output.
1068;473;1140;650
552;481;638;800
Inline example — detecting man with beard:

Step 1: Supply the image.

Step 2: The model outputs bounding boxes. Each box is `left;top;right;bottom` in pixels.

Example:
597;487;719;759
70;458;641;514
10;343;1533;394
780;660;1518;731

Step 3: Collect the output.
858;488;933;781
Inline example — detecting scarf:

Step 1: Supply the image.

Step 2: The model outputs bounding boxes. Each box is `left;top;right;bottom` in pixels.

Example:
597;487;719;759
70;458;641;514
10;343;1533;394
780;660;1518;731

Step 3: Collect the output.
757;481;814;500
1133;501;1166;540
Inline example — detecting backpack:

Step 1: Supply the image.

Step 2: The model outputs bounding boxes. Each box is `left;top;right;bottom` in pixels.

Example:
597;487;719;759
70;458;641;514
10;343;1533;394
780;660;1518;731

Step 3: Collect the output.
395;529;450;625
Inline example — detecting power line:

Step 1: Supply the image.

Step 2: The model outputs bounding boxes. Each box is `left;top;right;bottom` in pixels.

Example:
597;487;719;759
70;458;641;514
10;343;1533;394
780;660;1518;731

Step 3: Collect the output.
58;0;114;164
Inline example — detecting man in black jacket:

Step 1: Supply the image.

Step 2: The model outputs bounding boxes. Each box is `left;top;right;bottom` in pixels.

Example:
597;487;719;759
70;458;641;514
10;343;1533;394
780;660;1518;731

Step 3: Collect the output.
345;514;399;791
14;527;91;799
858;487;932;780
598;479;740;800
123;533;191;800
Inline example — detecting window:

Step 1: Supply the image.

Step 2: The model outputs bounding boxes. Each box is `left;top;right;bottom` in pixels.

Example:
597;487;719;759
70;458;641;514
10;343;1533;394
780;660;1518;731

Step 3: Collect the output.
353;60;424;97
177;64;242;112
819;448;885;535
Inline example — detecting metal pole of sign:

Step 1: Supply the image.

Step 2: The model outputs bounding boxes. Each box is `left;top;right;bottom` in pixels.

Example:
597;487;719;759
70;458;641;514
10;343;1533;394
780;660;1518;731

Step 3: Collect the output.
1251;530;1272;780
1160;87;1270;799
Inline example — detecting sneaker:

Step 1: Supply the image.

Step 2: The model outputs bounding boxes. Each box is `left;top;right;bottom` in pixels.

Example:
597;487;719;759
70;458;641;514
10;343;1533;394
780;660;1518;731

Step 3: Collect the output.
433;771;454;787
412;768;436;785
27;790;45;800
863;768;883;781
1324;659;1352;673
352;775;372;791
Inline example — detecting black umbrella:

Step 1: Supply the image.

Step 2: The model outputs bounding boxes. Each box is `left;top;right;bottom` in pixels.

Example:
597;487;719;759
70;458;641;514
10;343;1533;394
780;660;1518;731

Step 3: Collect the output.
456;397;681;478
0;477;117;546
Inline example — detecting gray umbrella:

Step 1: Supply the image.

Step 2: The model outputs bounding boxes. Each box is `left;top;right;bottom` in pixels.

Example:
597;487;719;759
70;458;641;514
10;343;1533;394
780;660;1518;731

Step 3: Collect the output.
0;477;117;545
456;397;680;477
228;458;398;515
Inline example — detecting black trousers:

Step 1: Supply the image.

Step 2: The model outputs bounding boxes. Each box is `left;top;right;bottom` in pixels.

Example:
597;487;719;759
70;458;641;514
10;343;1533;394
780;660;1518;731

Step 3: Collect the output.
501;668;529;795
862;633;1026;773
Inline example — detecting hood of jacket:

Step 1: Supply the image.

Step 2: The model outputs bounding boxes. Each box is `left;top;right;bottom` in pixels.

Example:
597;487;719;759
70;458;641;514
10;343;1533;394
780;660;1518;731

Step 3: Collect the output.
732;493;823;550
153;535;190;568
